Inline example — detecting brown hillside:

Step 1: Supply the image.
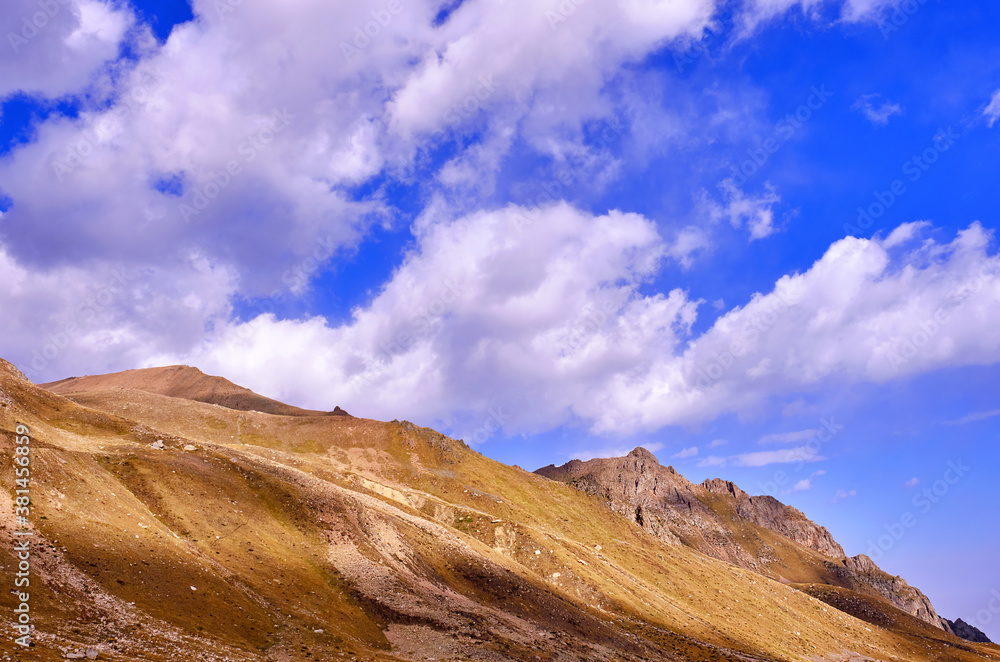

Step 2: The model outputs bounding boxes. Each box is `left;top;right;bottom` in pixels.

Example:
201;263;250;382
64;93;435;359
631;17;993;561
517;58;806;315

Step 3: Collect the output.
0;358;996;661
40;365;350;418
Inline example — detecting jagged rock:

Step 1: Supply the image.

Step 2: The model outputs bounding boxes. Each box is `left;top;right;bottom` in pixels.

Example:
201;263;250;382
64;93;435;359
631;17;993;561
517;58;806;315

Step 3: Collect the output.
944;617;993;643
536;446;950;633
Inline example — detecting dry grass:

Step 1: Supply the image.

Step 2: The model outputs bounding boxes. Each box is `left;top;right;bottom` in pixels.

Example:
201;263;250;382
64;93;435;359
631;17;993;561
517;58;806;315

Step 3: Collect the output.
0;359;995;662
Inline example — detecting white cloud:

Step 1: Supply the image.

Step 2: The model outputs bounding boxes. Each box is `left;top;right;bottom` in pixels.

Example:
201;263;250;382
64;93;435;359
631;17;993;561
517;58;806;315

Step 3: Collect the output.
984;90;1000;128
852;94;903;126
904;477;919;489
0;0;721;381
664;227;713;269
759;429;818;444
947;409;1000;425
673;446;699;459
840;0;920;22
152;219;1000;439
882;220;931;249
709;180;782;240
792;469;826;491
741;0;920;32
740;0;824;35
0;0;135;99
150;202;699;437
697;445;823;468
710;438;728;447
732;445;824;467
832;488;858;503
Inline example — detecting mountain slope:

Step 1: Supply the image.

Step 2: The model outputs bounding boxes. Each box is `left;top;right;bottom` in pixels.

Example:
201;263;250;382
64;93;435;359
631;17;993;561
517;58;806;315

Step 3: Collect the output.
0;358;994;661
41;365;350;418
535;447;973;640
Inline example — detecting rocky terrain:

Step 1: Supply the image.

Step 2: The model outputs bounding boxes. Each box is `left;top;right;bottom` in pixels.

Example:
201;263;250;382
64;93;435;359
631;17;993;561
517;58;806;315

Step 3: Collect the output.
0;359;995;661
536;447;989;643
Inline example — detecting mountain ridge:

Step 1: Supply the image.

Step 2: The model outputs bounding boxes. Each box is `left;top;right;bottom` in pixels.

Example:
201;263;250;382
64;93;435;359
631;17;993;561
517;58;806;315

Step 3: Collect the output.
0;358;993;660
40;365;350;418
535;445;982;642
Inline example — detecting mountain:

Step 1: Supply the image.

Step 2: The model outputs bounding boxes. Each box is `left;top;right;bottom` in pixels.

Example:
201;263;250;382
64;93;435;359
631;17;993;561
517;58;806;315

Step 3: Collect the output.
41;365;350;418
0;358;995;661
535;447;987;642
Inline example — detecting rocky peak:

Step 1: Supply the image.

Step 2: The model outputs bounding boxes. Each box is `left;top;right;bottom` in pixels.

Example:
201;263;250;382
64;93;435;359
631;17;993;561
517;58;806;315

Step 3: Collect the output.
0;358;31;384
945;618;993;644
626;446;660;465
846;553;878;574
702;478;747;500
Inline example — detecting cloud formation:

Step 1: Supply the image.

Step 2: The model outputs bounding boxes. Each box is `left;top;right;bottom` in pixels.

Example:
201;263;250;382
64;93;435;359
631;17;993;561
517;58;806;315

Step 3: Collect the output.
153;217;999;439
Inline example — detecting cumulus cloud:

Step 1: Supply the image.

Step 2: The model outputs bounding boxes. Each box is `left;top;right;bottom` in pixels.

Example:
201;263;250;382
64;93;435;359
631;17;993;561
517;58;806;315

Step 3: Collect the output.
852;94;903;126
153;217;1000;439
793;469;827;491
709;180;782;240
0;0;720;383
673;446;699;459
1;0;135;99
904;477;920;489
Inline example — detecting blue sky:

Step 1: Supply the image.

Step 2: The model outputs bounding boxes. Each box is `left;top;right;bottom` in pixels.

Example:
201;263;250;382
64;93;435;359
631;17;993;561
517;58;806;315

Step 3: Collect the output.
1;0;999;638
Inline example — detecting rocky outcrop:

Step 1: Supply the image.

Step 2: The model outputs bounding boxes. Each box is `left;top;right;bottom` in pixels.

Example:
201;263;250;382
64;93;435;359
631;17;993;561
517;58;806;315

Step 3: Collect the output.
702;478;846;558
944;618;993;644
537;448;843;564
536;446;953;635
841;554;946;629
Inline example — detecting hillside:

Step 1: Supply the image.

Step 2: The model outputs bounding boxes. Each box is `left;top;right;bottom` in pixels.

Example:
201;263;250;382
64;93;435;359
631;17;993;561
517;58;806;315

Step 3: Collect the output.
41;365;350;418
535;447;971;639
0;358;995;661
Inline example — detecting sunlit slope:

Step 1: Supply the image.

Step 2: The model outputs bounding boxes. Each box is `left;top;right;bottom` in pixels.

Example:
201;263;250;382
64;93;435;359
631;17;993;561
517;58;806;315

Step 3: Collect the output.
0;359;994;661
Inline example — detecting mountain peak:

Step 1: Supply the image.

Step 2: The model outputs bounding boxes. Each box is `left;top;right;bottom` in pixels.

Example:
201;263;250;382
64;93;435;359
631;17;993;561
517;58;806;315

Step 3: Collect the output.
40;365;350;418
627;446;659;462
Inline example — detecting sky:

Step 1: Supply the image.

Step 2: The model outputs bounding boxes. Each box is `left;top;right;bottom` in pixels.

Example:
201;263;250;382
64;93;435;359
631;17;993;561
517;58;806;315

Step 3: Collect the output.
1;0;999;639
